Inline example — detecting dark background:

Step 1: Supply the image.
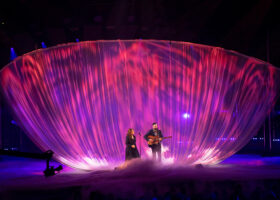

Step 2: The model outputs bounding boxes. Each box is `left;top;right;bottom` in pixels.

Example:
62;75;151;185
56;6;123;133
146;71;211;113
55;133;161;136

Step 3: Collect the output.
0;0;280;154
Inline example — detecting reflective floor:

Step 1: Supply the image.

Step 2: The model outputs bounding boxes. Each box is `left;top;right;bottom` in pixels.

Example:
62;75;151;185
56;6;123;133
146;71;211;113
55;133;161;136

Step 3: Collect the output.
1;154;280;199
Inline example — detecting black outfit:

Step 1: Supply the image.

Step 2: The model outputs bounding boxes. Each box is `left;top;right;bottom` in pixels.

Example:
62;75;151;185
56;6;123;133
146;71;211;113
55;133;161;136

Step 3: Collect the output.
125;135;140;161
144;129;163;161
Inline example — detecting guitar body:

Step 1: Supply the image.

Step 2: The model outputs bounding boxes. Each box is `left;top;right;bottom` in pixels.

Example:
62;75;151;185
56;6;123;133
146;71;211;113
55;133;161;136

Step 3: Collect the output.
147;136;172;147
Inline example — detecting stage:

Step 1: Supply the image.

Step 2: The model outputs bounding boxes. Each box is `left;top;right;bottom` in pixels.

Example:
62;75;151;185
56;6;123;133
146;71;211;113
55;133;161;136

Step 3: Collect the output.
1;154;280;200
0;0;280;199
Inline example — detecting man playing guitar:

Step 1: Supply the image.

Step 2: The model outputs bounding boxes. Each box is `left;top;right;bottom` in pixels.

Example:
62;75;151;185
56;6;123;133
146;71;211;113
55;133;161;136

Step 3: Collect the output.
144;122;163;162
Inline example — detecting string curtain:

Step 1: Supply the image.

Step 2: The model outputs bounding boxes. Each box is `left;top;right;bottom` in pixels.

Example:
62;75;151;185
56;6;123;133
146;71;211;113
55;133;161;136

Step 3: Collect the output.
1;40;279;170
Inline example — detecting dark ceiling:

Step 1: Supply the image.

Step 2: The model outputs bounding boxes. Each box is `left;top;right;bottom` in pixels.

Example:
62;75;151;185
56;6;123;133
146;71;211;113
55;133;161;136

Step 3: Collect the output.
0;0;279;69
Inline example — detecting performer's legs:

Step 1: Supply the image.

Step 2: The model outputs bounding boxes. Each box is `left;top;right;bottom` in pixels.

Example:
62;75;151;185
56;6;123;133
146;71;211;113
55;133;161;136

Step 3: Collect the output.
157;145;162;162
152;147;156;160
153;145;161;162
158;148;162;162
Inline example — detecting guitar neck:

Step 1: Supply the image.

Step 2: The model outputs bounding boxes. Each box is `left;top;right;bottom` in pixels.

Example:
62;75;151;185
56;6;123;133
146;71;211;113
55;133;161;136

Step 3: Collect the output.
162;136;172;139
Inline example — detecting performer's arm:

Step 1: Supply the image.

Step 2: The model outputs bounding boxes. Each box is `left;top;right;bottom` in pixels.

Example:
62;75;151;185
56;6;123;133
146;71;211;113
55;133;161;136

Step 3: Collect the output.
125;136;131;146
159;130;163;141
131;136;136;148
126;136;136;148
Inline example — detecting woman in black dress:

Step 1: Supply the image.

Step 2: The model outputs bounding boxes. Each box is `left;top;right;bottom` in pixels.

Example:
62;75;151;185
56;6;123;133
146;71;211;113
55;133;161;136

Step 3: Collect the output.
125;128;140;161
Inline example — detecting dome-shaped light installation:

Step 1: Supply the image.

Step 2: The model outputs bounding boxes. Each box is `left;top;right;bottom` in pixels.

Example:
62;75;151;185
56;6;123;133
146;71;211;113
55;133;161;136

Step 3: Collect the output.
1;40;279;170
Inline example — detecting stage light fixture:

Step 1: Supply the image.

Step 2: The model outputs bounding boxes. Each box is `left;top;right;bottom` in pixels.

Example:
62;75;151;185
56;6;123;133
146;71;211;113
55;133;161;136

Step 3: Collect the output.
43;150;63;177
10;47;17;61
41;42;47;48
183;113;191;119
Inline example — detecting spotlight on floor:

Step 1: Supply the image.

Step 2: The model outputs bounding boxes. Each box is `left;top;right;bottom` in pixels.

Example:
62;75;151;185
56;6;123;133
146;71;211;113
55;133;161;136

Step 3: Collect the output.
43;150;63;177
44;165;63;177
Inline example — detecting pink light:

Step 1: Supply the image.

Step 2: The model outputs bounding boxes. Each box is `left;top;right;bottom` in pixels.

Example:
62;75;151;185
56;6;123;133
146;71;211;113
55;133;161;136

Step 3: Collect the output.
0;40;279;169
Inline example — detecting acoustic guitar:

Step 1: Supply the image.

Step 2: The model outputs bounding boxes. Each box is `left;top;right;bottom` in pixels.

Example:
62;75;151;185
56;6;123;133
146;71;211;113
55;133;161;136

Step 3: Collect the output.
147;135;172;147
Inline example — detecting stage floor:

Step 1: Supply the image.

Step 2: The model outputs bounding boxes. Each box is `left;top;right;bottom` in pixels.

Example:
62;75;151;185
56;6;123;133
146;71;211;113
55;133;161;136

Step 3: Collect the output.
1;154;280;199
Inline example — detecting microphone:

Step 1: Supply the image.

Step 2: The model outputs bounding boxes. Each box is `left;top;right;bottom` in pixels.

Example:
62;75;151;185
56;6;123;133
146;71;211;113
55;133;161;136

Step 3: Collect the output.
138;132;141;136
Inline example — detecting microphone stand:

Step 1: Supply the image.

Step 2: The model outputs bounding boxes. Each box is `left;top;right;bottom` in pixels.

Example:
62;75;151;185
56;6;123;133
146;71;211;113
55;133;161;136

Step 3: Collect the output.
138;132;142;157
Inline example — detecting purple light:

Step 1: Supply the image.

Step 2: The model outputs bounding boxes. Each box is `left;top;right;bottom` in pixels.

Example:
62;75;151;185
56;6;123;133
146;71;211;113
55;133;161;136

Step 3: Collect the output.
11;120;17;125
10;47;17;61
1;40;280;169
41;42;47;48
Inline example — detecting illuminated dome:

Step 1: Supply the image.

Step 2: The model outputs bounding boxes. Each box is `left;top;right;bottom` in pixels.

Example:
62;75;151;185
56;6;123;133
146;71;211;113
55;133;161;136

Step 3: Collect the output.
1;40;279;170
